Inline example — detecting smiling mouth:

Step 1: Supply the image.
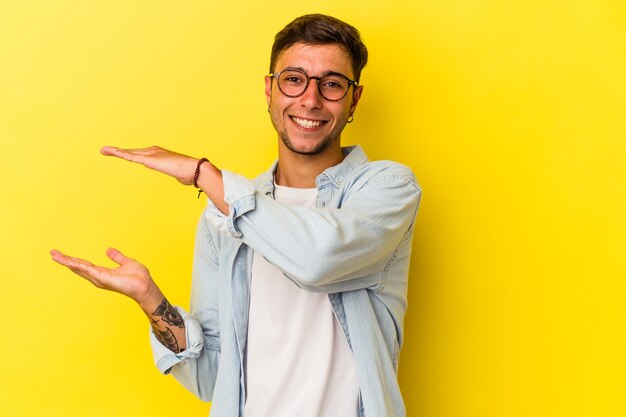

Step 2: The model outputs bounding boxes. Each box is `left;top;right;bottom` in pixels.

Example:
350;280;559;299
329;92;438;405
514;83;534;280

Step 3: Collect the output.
291;116;326;129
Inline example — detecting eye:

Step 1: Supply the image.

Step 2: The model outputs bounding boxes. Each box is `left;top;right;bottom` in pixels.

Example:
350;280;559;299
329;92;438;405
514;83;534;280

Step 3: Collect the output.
280;71;306;85
320;77;346;90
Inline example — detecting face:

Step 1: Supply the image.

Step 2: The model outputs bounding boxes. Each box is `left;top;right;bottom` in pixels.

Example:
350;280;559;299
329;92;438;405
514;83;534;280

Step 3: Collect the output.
265;43;363;157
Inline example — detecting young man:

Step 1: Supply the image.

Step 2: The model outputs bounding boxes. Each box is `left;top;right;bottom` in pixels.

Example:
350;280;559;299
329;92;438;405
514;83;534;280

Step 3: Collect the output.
51;14;421;417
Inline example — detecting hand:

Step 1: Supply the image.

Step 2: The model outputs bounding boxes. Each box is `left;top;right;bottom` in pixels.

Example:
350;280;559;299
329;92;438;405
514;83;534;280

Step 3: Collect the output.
50;248;162;309
101;145;198;185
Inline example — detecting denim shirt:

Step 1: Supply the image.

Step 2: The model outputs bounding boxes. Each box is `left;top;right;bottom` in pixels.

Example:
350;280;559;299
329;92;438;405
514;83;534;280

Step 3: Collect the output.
149;145;421;417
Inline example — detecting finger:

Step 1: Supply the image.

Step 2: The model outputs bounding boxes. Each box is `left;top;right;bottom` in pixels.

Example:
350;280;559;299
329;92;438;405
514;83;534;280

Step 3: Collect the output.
106;247;130;266
50;250;95;269
51;252;110;285
53;257;93;273
71;266;116;290
65;264;99;282
122;146;162;155
100;146;122;156
101;146;160;157
100;146;150;164
101;146;154;155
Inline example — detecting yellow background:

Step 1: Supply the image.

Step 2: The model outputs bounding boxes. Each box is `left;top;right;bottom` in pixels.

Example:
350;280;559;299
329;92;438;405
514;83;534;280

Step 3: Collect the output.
1;1;624;416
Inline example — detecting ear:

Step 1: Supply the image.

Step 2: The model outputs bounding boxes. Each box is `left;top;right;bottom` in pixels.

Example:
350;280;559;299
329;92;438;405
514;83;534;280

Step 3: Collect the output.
349;84;364;116
265;75;273;107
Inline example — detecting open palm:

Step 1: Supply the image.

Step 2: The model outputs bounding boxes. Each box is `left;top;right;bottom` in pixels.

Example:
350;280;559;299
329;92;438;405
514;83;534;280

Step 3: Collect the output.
50;247;156;305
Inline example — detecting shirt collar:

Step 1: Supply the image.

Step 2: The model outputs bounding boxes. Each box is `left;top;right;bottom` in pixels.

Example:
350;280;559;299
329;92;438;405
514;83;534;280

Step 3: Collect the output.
257;145;368;194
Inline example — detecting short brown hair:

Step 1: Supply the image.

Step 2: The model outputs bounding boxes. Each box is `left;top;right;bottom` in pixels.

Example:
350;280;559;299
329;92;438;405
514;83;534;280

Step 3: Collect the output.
270;14;368;83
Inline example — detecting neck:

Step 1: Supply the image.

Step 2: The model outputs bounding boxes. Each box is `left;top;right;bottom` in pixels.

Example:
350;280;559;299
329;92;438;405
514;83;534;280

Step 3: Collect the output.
275;143;344;188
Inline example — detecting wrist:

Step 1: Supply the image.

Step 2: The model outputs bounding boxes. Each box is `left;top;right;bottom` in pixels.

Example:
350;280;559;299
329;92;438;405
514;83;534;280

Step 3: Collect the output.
136;282;165;314
193;158;210;193
193;158;210;187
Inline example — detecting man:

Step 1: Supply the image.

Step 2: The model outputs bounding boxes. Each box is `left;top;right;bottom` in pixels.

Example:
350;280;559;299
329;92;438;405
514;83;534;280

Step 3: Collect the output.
51;14;421;417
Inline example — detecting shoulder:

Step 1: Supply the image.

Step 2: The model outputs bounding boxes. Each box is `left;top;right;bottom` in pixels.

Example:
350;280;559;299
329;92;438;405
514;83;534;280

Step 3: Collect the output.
337;146;420;190
360;160;417;180
345;160;421;193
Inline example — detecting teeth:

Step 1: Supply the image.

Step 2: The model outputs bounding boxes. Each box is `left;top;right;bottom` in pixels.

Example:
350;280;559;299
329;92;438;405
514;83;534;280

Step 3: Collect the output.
293;117;322;129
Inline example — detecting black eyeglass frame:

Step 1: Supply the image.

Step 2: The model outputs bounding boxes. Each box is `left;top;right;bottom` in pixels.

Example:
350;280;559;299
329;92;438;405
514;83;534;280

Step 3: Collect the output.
268;68;359;102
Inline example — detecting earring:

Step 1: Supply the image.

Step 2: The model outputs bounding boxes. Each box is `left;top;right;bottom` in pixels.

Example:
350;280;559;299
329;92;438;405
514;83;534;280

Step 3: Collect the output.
347;115;354;123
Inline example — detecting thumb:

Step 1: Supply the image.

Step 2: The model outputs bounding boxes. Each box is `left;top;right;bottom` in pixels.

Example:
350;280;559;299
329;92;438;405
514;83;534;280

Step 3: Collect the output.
106;247;129;266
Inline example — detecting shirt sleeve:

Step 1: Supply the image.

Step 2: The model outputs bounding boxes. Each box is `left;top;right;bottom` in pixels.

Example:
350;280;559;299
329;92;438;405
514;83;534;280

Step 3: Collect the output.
149;307;204;374
148;215;222;402
207;165;421;293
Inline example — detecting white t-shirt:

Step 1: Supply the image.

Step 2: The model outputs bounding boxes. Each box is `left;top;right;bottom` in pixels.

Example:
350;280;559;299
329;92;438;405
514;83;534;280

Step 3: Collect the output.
244;184;359;417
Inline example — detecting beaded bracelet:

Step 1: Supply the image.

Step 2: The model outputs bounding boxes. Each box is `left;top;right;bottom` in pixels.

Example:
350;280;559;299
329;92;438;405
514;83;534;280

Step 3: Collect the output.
193;158;210;199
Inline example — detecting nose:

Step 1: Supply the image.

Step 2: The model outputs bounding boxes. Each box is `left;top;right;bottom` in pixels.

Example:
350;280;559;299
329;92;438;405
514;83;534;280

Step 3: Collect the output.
299;78;323;109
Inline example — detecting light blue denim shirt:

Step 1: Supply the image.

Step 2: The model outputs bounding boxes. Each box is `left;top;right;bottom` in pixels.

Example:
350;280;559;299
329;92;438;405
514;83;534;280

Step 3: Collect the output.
149;145;421;417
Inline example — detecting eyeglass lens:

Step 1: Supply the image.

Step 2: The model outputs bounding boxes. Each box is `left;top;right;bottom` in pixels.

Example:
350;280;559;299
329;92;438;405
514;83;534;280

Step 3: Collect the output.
277;70;350;101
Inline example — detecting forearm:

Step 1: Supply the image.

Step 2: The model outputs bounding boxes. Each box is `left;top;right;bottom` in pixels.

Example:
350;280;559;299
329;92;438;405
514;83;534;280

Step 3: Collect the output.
237;198;412;286
216;170;421;288
137;286;187;353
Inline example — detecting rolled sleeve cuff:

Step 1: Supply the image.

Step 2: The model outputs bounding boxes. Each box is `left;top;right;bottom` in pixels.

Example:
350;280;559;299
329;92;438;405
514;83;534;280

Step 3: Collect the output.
149;306;204;375
221;170;256;238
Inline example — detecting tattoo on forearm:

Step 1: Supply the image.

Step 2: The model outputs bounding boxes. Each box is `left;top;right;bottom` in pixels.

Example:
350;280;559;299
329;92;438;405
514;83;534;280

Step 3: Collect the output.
151;298;185;353
152;326;184;353
152;299;184;328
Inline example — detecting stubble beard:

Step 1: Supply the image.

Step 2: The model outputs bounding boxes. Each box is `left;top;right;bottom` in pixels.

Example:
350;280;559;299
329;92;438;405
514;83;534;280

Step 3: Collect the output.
279;129;339;156
272;110;349;156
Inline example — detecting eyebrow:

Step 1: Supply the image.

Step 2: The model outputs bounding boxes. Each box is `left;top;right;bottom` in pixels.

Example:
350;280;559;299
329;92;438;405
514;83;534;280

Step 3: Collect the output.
281;66;351;79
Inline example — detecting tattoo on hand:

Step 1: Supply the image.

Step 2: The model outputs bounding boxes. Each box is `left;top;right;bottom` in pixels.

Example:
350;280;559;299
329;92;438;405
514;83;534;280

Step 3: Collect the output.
152;299;184;328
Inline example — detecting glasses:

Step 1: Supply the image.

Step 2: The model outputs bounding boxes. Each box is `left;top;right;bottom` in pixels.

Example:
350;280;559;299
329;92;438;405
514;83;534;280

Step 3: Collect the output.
268;68;358;101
